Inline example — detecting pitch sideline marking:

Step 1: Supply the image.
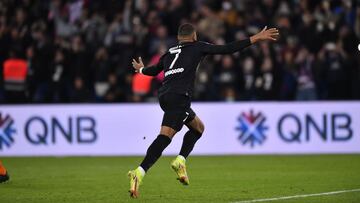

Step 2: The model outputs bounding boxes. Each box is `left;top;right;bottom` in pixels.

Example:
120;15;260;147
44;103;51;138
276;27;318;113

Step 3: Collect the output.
232;188;360;203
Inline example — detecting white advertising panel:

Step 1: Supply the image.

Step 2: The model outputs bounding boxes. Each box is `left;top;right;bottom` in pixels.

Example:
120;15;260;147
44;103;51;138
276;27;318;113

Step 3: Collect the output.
0;102;359;156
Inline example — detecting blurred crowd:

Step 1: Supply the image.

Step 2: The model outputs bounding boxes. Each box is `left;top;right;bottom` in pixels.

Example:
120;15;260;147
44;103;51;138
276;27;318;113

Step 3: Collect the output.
0;0;359;103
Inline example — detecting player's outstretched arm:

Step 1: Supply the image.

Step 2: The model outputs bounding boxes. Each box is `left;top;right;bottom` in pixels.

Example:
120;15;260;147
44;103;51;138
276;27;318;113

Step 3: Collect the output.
201;26;279;55
132;57;163;76
250;26;279;44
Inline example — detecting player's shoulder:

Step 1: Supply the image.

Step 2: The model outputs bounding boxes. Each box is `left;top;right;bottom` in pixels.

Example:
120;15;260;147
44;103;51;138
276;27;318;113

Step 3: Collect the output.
181;41;213;51
182;41;211;48
193;41;215;51
195;41;214;46
196;41;212;45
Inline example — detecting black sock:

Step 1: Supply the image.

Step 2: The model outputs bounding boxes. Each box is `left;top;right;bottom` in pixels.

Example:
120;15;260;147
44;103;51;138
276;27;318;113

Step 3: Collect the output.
179;130;202;159
140;134;171;172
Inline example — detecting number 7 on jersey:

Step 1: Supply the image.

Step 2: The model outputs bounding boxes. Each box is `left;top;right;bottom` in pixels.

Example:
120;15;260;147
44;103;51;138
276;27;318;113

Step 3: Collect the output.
169;46;182;69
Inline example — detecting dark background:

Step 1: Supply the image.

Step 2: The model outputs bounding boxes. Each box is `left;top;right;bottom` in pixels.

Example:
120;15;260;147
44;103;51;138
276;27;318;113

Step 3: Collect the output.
0;0;359;104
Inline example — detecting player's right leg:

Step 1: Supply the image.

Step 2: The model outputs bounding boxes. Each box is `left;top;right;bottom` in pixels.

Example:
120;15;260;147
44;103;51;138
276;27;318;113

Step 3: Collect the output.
0;160;9;183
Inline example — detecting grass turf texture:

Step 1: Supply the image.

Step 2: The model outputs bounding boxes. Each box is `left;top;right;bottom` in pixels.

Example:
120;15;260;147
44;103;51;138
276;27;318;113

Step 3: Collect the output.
0;155;360;203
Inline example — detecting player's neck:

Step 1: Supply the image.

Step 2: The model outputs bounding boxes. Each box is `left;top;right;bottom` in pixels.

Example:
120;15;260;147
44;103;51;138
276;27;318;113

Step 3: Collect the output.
178;39;194;44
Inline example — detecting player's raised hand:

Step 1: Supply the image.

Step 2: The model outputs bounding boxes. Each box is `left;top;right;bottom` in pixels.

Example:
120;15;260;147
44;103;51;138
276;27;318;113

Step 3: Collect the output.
250;26;280;44
132;57;144;73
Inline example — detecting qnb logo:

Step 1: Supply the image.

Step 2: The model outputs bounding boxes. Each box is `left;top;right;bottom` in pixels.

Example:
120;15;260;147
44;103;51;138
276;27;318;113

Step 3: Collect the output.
0;113;16;150
236;110;268;148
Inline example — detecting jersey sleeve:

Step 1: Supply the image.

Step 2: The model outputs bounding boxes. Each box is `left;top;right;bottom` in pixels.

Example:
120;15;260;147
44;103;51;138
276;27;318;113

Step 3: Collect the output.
141;55;164;76
199;39;252;55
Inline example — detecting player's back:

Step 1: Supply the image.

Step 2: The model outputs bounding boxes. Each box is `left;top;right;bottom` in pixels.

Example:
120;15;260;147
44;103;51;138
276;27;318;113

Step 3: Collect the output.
155;38;252;98
158;41;205;97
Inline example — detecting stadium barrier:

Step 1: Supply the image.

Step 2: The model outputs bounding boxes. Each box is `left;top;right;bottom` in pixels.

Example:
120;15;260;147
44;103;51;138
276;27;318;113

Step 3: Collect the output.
1;102;359;156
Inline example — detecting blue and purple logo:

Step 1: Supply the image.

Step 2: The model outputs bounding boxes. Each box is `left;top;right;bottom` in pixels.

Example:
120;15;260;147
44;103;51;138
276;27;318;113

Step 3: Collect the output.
236;110;268;147
0;113;16;150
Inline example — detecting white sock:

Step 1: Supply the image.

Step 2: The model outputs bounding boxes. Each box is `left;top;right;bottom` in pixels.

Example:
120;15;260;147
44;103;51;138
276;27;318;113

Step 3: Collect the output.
177;155;186;162
137;166;146;176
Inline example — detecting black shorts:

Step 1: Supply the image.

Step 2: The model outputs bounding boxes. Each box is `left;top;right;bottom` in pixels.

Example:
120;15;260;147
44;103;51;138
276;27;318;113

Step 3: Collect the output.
159;93;196;132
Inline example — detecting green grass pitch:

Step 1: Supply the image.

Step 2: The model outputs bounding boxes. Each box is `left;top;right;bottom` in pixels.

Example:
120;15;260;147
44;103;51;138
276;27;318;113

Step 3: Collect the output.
0;155;360;203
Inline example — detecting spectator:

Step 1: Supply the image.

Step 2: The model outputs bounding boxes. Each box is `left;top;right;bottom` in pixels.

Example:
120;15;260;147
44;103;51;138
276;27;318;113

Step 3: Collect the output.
295;47;317;101
92;47;111;101
322;43;349;100
148;25;175;55
71;77;92;103
32;26;53;103
51;48;69;102
105;73;124;103
216;55;238;101
257;56;276;100
279;49;297;100
3;50;28;103
239;57;256;100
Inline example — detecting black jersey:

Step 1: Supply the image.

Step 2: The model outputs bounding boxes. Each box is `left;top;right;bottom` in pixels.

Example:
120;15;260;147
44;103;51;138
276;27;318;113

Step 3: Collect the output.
141;39;251;97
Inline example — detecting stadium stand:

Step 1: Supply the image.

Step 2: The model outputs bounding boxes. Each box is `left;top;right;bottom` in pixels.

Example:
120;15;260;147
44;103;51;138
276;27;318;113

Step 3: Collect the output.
0;0;359;103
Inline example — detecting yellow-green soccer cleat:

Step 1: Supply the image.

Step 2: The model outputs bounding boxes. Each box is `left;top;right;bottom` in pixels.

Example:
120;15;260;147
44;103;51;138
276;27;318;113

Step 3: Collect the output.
127;168;144;198
171;156;189;185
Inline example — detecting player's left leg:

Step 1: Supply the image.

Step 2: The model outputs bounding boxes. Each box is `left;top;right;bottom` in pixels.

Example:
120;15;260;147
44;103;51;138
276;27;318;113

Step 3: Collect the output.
171;112;204;185
128;126;177;198
138;126;177;173
0;160;10;183
128;93;190;198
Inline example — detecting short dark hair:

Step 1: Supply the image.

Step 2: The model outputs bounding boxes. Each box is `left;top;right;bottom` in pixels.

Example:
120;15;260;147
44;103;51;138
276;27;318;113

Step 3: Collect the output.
178;23;196;37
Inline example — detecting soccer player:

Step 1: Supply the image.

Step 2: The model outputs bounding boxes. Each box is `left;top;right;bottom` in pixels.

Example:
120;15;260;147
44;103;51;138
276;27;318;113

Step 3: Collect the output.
128;23;279;198
0;160;9;183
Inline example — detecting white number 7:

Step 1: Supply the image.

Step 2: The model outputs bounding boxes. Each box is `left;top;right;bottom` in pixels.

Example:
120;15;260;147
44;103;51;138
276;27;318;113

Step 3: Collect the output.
169;47;181;69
